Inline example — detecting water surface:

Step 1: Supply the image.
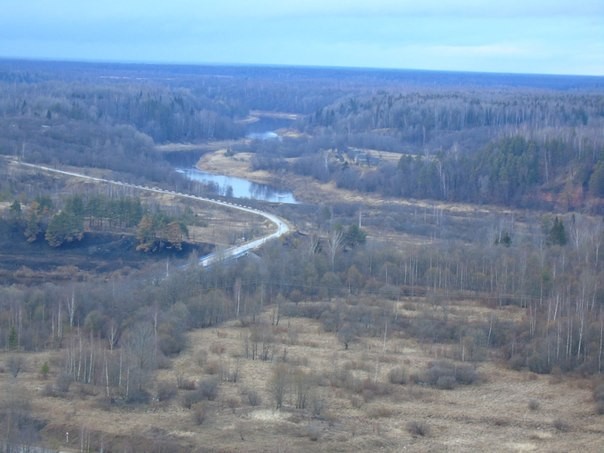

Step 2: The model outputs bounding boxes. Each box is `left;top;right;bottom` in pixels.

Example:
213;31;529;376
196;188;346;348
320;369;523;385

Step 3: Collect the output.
179;168;297;204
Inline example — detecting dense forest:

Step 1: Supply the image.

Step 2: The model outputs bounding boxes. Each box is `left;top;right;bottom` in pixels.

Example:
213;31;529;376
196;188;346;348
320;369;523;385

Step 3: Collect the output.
252;90;604;210
2;59;603;211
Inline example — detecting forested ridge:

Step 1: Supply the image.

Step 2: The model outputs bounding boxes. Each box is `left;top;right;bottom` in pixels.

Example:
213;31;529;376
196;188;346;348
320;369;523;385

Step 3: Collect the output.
255;90;604;210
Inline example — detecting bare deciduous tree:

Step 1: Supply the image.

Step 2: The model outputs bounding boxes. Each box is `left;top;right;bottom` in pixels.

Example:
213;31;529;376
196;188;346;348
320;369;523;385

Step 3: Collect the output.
327;228;344;271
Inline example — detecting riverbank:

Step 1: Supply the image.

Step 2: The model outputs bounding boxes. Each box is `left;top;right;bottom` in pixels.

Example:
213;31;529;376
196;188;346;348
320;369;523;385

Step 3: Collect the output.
196;149;274;184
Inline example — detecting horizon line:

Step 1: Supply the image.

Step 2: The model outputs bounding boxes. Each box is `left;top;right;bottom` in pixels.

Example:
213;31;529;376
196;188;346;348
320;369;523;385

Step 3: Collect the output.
2;55;603;79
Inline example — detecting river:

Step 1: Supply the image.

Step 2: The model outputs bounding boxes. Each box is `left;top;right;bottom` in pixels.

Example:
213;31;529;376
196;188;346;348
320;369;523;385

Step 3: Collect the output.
173;116;297;204
177;167;297;204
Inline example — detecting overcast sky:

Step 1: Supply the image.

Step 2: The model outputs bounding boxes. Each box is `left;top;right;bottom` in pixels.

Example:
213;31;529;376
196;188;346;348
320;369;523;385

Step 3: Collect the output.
1;1;602;75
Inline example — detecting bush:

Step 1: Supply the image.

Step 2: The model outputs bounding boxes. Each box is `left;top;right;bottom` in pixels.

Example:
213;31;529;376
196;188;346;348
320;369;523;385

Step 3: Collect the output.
307;423;321;441
245;389;261;407
55;372;72;393
157;381;178;402
40;362;50;379
528;399;540;411
553;418;570;432
159;332;186;356
527;353;552;374
196;350;208;367
436;375;456;390
41;383;55;397
388;366;408;385
368;404;396;418
311;394;326;417
205;360;221;375
177;375;196;390
593;383;604;415
419;360;479;389
182;378;219;407
455;364;479;385
199;377;219;401
192;403;207;425
6;355;24;377
182;392;200;409
221;362;240;383
125;389;151;404
360;378;391;402
406;420;430;437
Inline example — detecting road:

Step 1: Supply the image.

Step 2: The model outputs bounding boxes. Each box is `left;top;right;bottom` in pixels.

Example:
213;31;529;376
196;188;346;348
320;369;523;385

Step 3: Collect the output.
10;159;290;267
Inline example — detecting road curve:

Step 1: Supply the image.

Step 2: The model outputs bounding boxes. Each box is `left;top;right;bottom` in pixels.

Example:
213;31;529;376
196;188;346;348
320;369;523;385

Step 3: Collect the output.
10;159;290;266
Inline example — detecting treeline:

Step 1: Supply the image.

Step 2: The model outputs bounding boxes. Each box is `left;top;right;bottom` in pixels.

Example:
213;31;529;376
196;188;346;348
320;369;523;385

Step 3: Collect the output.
9;194;189;251
305;91;604;148
248;88;604;210
0;82;246;143
2;210;603;378
0;84;242;184
335;135;603;207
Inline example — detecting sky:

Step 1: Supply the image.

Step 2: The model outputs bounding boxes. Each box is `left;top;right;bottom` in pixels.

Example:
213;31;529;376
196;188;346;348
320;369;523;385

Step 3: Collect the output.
0;1;603;76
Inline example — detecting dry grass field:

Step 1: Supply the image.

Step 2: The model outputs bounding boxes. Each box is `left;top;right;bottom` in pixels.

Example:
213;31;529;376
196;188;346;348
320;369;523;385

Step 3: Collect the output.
3;294;602;452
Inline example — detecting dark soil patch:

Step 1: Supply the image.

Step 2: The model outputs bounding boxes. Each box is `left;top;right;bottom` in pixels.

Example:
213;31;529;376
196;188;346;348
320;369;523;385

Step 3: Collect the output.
0;220;212;283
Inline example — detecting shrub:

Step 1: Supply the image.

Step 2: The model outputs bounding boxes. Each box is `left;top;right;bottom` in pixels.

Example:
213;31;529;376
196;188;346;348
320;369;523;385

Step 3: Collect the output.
159;332;186;356
593;383;604;415
553;418;570;432
192;402;207;425
196;350;208;367
177;375;196;390
368;404;396;418
245;389;261;407
125;389;151;404
182;392;199;409
350;396;363;409
41;383;55;397
436;375;457;390
406;420;430;437
527;353;552;374
6;355;24;378
360;378;391;402
157;381;178;402
307;423;321;441
224;397;239;414
156;353;172;370
55;372;72;393
528;399;540;411
311;394;326;417
40;362;50;379
388;366;408;385
181;380;219;409
419;360;479;389
455;364;479;385
509;354;525;371
221;362;240;383
198;377;219;401
210;342;226;355
205;360;221;375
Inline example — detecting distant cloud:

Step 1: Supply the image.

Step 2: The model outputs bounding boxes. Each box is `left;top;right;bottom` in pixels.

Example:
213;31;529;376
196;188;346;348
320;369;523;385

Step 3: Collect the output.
202;0;604;18
0;0;602;75
430;43;536;58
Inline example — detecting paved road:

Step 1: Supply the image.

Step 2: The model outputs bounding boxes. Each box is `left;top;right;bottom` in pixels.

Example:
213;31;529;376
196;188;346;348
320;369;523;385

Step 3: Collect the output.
10;159;290;266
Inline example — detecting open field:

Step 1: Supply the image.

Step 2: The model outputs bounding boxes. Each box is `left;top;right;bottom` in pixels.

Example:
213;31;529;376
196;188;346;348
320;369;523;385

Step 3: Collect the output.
3;295;602;452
